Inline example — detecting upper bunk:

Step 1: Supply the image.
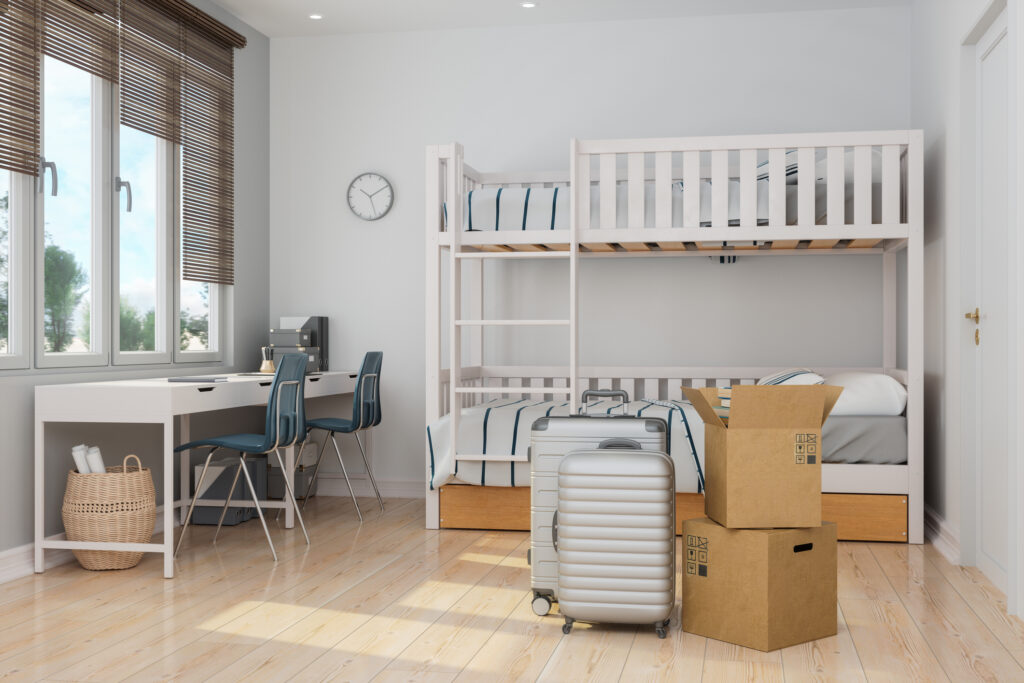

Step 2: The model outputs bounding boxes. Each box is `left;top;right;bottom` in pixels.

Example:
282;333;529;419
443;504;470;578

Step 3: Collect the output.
427;130;922;255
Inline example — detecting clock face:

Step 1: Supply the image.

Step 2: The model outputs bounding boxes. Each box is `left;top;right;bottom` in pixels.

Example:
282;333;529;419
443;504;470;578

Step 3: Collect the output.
347;172;394;221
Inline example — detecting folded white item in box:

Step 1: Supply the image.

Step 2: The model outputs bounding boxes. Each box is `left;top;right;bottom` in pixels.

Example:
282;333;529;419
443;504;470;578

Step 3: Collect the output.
825;372;907;416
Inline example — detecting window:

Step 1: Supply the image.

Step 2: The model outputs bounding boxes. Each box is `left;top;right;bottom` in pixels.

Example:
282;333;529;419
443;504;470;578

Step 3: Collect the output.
0;170;9;352
0;168;31;370
36;56;106;367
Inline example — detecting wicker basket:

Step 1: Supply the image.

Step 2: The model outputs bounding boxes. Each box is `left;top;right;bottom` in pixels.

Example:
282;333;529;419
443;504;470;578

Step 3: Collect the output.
61;454;156;571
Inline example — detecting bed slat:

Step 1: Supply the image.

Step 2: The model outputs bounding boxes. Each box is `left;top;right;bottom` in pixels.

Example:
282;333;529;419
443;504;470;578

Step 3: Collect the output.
768;148;794;248
798;146;815;226
711;150;728;228
683;151;700;227
600;153;616;230
655;151;672;228
739;148;757;228
577;151;591;231
882;144;900;224
627;152;644;228
850;145;878;248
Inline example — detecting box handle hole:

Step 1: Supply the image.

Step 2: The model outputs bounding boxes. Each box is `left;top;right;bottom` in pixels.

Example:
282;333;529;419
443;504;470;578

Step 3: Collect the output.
793;543;813;553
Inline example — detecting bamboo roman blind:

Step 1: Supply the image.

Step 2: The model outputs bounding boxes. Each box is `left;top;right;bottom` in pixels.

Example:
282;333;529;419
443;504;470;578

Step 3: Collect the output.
0;0;244;285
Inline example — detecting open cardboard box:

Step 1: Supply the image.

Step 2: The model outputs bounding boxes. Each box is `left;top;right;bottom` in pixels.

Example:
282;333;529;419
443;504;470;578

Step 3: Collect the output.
682;518;838;651
683;385;842;529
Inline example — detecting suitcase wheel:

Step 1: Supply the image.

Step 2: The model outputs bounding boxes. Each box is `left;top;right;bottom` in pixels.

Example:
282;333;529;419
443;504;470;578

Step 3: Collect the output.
655;618;670;639
562;617;574;635
531;594;552;616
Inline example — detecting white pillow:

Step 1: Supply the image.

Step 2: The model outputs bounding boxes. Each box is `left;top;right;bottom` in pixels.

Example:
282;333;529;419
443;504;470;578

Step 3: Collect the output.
825;372;907;416
757;369;824;386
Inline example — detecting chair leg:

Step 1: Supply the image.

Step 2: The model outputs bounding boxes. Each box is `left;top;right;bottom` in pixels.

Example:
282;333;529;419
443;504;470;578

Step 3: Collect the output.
302;431;331;511
277;438;311;522
175;447;219;557
331;433;362;522
213;459;243;544
274;448;310;545
354;432;384;513
239;453;277;562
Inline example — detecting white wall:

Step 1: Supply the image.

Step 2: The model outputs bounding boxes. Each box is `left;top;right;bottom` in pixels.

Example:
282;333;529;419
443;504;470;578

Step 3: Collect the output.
269;7;912;489
0;2;271;554
909;0;990;556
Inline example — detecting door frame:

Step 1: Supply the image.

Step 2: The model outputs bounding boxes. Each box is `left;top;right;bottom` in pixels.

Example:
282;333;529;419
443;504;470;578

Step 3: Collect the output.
956;0;1024;614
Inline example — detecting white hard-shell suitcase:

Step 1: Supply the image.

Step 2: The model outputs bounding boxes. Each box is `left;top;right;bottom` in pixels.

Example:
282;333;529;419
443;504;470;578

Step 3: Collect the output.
529;390;667;617
556;447;675;638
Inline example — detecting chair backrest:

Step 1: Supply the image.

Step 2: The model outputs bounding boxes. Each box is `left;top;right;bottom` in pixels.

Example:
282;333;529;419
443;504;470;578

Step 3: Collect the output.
264;353;307;450
352;351;383;429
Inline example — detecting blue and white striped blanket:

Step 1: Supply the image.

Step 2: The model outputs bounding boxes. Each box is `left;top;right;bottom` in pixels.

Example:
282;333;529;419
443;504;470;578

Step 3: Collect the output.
427;398;706;492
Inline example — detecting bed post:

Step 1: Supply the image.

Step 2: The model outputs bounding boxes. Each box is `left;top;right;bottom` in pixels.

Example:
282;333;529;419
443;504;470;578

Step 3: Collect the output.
907;130;924;544
425;145;442;529
448;144;465;489
569;138;580;413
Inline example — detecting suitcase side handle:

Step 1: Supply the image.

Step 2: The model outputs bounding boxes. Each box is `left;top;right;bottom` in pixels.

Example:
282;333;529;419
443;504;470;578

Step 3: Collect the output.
551;510;559;551
598;438;642;450
581;389;630;414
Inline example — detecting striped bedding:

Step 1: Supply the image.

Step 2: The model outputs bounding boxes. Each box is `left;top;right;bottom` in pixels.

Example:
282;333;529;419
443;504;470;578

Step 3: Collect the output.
427;398;706;492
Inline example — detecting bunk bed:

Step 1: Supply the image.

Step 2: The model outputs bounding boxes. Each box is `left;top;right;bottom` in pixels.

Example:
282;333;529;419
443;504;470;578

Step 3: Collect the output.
425;131;923;543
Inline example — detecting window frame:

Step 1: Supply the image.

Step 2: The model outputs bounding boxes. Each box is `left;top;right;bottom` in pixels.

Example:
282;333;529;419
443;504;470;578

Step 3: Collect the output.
111;100;175;366
0;171;33;370
35;67;110;369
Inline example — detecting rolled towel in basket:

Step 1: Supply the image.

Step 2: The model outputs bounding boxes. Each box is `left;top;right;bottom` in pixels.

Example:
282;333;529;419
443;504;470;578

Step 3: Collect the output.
71;444;90;474
85;446;106;474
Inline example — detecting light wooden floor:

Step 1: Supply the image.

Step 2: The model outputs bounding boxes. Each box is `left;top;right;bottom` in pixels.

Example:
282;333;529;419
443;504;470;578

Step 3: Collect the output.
2;497;1024;682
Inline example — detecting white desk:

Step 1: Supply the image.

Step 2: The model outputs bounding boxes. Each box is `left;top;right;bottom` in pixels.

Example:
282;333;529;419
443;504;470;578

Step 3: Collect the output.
35;371;357;578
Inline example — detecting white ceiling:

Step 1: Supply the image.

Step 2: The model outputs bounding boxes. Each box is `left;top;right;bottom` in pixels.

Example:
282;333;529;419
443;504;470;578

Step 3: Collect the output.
212;0;910;39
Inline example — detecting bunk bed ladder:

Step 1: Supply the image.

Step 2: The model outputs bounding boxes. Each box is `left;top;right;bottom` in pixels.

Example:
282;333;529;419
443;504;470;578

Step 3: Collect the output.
445;143;579;467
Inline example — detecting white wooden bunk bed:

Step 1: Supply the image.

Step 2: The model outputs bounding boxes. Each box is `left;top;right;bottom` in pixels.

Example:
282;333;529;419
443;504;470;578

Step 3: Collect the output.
425;131;923;543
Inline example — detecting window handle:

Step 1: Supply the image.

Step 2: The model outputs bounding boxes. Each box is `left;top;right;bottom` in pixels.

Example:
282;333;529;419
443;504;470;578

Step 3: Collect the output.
39;158;57;196
115;176;132;212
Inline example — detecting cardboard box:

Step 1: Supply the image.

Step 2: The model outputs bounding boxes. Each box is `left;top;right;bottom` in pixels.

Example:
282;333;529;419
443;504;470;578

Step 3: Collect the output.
683;385;842;529
682;517;838;651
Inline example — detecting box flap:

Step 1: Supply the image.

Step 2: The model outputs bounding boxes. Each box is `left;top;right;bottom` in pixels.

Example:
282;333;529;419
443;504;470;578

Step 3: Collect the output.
728;385;831;429
682;387;726;428
821;385;843;423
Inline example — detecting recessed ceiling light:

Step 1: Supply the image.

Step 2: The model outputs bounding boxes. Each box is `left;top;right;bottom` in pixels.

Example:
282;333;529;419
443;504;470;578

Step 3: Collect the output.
309;13;323;20
521;2;536;7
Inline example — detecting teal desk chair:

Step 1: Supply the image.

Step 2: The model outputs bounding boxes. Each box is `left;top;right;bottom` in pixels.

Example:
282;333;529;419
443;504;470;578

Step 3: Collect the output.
174;354;310;561
303;351;384;521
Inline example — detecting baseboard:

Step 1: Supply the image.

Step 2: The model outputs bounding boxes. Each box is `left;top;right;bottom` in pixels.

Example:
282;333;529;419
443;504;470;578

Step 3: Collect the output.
924;504;960;564
316;474;425;499
0;504;175;586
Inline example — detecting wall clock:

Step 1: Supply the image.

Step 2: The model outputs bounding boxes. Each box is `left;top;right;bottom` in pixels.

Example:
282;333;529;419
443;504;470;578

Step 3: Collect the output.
347;172;394;221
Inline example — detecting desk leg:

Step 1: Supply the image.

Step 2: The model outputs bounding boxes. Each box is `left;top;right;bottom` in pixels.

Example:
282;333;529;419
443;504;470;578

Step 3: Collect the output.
164;418;175;579
284;444;295;529
179;414;190;525
34;418;44;573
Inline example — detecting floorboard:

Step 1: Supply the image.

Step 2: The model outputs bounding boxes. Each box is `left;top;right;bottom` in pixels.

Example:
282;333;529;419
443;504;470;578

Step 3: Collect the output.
0;498;1021;682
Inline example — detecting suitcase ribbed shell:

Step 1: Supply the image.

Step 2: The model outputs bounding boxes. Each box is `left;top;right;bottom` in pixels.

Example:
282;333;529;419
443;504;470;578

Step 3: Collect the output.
556;450;675;626
529;416;667;606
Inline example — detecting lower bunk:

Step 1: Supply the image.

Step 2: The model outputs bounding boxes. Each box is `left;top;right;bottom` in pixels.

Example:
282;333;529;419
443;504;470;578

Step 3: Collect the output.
437;486;908;542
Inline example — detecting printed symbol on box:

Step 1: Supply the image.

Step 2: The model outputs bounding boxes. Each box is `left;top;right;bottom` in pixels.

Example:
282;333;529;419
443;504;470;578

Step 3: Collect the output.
796;434;807;443
687;548;696;561
698;550;708;563
795;444;806;455
807;443;817;455
698;564;708;577
696;536;708;550
687;535;697;547
807;455;816;464
687;562;696;575
796;453;806;464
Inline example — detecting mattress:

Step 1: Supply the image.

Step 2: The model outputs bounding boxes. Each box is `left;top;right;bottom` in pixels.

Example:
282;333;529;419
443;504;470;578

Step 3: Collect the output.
821;415;908;465
427;398;907;491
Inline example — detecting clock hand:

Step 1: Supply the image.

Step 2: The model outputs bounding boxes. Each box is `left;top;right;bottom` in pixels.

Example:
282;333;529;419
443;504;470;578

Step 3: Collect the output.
369;185;389;197
360;189;371;198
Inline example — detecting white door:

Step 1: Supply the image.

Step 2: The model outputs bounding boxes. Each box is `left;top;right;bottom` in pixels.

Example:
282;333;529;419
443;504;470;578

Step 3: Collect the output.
970;11;1011;592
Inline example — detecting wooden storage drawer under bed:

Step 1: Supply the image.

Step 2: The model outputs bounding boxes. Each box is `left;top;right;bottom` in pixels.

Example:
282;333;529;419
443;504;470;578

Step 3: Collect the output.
438;486;908;542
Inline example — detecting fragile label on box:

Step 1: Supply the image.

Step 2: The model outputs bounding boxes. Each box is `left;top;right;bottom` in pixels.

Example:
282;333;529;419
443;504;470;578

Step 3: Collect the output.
686;533;709;577
794;433;818;465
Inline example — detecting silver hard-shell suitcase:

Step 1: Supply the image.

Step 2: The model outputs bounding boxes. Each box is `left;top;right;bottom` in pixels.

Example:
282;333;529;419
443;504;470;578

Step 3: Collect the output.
556;448;675;638
529;390;667;617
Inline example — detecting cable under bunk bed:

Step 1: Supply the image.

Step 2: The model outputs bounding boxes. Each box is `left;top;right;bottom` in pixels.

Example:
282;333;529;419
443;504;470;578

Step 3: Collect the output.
424;130;924;544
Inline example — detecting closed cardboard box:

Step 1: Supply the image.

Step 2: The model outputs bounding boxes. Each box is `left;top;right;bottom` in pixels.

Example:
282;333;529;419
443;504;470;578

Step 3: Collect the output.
683;385;842;529
682;518;838;651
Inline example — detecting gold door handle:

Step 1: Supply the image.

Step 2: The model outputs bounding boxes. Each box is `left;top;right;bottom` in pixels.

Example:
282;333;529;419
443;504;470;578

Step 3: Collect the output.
965;308;980;324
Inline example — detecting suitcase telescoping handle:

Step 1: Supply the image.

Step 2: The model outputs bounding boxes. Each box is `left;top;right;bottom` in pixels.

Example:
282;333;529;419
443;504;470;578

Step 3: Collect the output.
551;511;558;551
580;389;630;415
